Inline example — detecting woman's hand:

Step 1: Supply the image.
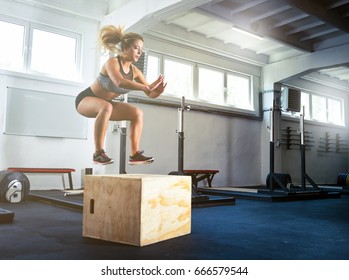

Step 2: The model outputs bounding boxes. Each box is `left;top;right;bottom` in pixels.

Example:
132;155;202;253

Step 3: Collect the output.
144;75;167;98
149;75;164;90
144;75;164;91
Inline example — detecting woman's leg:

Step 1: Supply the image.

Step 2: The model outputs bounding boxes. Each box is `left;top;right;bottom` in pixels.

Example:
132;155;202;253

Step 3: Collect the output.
109;102;143;155
77;96;113;152
77;97;151;164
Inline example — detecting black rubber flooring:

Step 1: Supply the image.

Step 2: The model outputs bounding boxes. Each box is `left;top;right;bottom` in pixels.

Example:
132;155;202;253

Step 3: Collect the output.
1;189;349;260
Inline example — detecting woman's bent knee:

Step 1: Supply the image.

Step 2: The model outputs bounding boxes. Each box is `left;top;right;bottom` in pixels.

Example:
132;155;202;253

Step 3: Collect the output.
99;102;113;115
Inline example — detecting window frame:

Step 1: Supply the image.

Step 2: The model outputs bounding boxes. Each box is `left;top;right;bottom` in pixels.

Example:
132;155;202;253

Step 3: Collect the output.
162;55;195;99
282;89;345;127
311;94;327;122
0;14;82;82
226;71;253;110
327;97;343;125
309;93;344;126
197;64;225;105
0;14;29;71
145;52;161;83
142;50;256;115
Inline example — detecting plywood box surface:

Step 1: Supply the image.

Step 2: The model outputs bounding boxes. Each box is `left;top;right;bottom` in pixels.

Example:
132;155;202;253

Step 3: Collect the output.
82;174;191;246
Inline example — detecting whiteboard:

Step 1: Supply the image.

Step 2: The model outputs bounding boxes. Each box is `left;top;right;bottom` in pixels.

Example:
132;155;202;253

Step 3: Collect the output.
4;87;88;139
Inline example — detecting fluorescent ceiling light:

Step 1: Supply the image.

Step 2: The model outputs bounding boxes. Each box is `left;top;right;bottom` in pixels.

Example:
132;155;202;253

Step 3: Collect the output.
231;27;264;40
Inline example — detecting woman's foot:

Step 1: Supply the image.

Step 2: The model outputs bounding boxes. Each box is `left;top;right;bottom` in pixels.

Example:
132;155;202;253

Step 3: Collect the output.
93;149;114;165
128;150;154;165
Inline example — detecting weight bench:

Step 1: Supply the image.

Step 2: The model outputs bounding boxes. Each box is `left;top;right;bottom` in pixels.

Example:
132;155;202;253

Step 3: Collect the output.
183;170;219;189
7;167;75;190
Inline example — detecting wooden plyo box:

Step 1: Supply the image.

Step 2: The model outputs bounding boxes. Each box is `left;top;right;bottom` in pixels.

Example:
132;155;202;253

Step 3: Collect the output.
82;174;191;246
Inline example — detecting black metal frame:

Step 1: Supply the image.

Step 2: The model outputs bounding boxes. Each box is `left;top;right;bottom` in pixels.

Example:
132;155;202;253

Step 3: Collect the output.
266;104;321;193
119;126;127;174
169;96;189;176
299;106;320;190
266;103;292;192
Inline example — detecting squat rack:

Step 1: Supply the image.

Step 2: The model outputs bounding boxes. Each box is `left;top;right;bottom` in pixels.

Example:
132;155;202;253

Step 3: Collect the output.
265;104;321;193
169;96;235;207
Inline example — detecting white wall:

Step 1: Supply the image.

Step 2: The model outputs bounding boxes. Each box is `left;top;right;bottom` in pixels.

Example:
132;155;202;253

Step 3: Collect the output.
1;0;263;190
0;0;106;189
1;0;347;190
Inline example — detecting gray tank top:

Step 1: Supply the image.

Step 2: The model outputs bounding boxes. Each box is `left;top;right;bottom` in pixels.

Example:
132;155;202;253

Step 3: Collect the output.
97;56;134;94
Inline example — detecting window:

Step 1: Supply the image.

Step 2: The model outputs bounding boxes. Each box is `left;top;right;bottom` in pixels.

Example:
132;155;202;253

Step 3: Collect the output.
0;16;81;80
328;98;343;125
146;54;160;83
311;95;327;122
226;73;252;109
163;58;193;99
0;20;25;70
30;28;79;79
198;67;224;105
144;51;255;113
300;92;310;119
299;91;344;126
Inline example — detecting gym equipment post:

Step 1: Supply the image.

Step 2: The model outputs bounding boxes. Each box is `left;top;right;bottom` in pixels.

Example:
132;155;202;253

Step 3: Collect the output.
169;96;190;176
118;120;127;174
265;101;292;192
299;106;320;190
264;103;334;197
169;97;235;206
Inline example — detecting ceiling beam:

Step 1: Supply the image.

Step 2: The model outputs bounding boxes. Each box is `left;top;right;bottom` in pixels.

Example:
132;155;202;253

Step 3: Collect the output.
250;5;292;23
198;4;313;51
206;26;232;38
263;43;349;86
277;0;349;33
300;28;338;41
327;0;349;9
256;43;283;54
187;18;215;31
146;22;269;66
229;0;268;15
272;13;308;28
163;11;191;24
286;21;323;35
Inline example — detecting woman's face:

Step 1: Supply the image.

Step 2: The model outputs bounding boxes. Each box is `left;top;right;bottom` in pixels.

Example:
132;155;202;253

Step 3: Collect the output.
124;39;143;63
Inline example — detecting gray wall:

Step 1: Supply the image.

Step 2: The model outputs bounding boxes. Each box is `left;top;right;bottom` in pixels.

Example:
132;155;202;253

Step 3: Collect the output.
281;119;348;185
280;78;349;185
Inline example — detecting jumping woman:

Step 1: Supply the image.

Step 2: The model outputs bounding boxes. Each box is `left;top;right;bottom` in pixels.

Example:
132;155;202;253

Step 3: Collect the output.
75;25;166;165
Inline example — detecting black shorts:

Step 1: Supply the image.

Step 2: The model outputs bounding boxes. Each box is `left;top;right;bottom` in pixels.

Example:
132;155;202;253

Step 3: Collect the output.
75;87;113;109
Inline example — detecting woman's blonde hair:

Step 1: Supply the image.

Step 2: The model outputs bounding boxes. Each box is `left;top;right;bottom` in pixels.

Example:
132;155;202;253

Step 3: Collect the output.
98;25;144;54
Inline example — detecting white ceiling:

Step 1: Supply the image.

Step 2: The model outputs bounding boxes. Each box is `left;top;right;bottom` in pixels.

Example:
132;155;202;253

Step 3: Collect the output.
139;0;349;90
164;9;306;63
